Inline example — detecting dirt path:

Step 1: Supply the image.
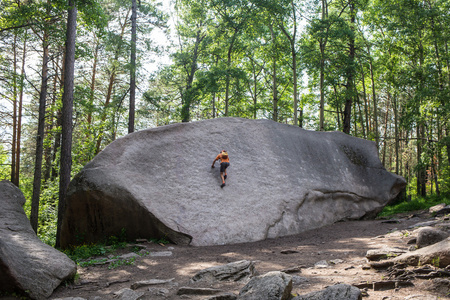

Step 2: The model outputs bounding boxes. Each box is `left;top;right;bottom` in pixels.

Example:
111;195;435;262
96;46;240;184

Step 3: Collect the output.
50;212;448;299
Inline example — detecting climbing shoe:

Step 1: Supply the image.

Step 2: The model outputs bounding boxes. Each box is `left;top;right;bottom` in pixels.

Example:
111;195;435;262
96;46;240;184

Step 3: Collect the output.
224;175;227;180
221;183;226;188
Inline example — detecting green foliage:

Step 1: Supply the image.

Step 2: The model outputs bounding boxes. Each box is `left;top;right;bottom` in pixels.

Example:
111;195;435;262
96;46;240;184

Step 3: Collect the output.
149;237;170;245
63;229;128;265
431;256;440;268
378;194;450;217
61;228;151;270
108;256;135;269
107;228;128;248
78;257;108;267
64;243;109;262
0;291;30;300
0;144;9;181
37;180;59;246
74;255;137;269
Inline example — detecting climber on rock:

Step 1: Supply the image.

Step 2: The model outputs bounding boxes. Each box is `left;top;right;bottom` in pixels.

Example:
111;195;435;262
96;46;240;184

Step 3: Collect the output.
211;150;230;188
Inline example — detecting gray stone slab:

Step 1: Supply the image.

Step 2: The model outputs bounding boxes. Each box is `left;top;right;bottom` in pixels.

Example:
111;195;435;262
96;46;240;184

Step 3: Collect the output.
0;181;77;299
60;118;405;247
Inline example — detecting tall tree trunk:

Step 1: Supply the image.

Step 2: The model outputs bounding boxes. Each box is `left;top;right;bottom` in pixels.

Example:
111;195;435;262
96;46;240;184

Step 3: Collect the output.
332;85;340;129
292;50;298;126
224;28;238;117
319;55;325;130
357;95;365;138
43;112;53;182
30;30;49;233
272;59;278;122
381;99;390;166
11;34;18;185
393;91;399;174
15;34;27;186
359;60;369;138
445;40;450;167
432;158;440;196
353;96;358;136
446;127;450;168
96;9;130;153
51;111;62;180
252;61;257;119
368;56;379;149
128;0;137;133
278;0;298;126
212;56;219;118
318;0;328;131
343;1;355;134
427;0;448;172
417;30;427;197
246;55;262;120
417;123;426;197
56;0;77;248
181;30;203;122
212;92;216;118
44;55;60;181
88;39;99;129
429;121;440;196
51;49;65;180
269;23;278;122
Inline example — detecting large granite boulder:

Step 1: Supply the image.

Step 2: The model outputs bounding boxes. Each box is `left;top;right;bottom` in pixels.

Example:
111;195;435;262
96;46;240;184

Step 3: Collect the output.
60;118;405;247
0;180;77;299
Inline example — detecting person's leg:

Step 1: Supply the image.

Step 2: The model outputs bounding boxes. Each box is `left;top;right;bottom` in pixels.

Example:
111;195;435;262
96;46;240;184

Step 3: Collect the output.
224;163;229;179
220;163;227;187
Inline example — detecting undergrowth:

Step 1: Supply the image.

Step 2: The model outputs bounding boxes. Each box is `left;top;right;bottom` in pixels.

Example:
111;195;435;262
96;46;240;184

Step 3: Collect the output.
378;193;450;217
63;229;129;265
63;234;169;269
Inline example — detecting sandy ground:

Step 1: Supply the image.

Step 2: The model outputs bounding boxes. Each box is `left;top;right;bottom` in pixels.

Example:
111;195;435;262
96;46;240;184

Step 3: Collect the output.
44;212;449;299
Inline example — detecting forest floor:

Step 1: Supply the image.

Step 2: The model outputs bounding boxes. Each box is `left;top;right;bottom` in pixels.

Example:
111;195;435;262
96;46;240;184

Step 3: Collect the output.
45;210;449;299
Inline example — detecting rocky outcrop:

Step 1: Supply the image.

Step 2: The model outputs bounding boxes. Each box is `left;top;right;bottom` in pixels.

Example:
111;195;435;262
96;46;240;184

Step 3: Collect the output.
0;181;77;299
292;284;362;300
238;271;292;300
191;260;256;283
370;237;450;268
395;237;450;267
365;247;407;261
60;118;405;247
416;227;449;248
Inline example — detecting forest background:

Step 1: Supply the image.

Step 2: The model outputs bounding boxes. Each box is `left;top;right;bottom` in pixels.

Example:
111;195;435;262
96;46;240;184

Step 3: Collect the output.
0;0;449;247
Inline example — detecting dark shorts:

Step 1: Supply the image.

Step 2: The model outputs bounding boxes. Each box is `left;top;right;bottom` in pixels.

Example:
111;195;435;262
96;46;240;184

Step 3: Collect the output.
220;162;230;173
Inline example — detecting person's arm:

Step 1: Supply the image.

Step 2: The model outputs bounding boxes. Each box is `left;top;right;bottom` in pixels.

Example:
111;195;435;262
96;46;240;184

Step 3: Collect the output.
211;154;219;168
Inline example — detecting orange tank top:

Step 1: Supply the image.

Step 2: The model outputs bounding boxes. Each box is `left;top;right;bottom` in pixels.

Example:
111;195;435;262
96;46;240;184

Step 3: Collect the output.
216;153;230;163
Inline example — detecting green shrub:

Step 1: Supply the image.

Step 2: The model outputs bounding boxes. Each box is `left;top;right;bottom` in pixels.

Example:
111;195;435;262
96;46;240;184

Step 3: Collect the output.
378;193;450;217
63;229;130;265
64;244;108;262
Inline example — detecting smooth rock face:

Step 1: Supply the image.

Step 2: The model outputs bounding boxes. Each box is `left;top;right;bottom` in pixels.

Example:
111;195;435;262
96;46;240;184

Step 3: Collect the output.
0;181;77;299
61;118;405;247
